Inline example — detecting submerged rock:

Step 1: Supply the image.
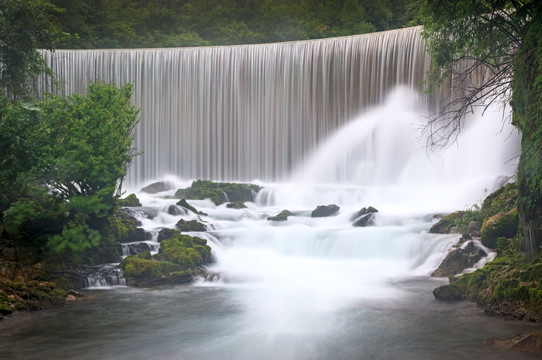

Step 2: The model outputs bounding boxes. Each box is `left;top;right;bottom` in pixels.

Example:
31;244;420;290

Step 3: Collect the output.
140;181;175;194
267;210;293;221
431;241;487;277
311;204;340;218
352;206;379;227
484;330;542;353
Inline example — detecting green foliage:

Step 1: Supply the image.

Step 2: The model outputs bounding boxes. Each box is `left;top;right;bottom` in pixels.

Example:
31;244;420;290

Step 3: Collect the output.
0;0;64;100
38;83;139;200
48;0;421;49
481;209;519;248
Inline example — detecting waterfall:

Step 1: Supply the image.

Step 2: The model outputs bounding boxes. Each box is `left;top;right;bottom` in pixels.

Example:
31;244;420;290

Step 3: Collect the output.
40;26;443;187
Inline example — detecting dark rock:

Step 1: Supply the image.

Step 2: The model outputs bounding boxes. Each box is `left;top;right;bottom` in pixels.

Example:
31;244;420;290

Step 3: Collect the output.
352;206;379;227
267;210;294;221
353;213;376;227
121;228;152;243
176;199;201;214
115;208;142;227
158;228;177;242
351;206;379;220
118;193;142;207
484;330;542;353
429;211;464;234
175;219;207;232
166;205;185;216
140;181;175;194
466;221;482;237
433;283;464;301
431;241;487;277
311;204;340;218
122;242;152;256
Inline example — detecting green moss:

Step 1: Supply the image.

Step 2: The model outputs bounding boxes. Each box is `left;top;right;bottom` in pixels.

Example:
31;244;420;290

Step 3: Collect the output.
481;208;519;248
118;193;142;207
175;219;207;232
119;255;182;280
174;180;261;205
429;211;465;233
267;209;293;221
156;238;203;266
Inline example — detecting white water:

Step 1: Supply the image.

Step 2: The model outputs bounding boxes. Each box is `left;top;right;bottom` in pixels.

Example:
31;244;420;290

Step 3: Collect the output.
32;27;525;358
108;86;520;358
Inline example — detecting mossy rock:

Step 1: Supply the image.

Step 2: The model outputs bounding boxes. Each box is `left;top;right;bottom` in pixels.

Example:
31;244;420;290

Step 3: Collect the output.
0;279;66;312
156;237;203;266
158;228;176;242
311;204;340;218
117;193;142;207
176;199;201;214
267;210;293;221
432;283;464;301
174;180;261;205
429;211;464;234
120;255;183;284
226;202;247;209
481;208;519;248
481;183;518;217
175;219;207;232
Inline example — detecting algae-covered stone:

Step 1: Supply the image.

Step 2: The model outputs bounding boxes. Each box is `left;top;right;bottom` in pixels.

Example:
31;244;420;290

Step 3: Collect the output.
481;208;519;248
175;219;207;232
226;202;247;209
267;210;293;221
176;199;201;214
174;180;261;205
118;193;142;207
429;211;464;234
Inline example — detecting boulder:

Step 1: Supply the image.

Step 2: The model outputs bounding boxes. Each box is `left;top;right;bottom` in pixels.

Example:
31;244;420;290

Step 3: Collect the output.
166;205;185;216
267;210;293;221
176;199;206;215
118;193;141;207
122;242;153;256
175;219;207;232
466;221;482;237
429;211;464;234
140;181;175;194
120;228;152;243
481;208;519;248
174;180;261;205
158;228;176;242
311;204;340;218
352;206;378;227
431;241;487;277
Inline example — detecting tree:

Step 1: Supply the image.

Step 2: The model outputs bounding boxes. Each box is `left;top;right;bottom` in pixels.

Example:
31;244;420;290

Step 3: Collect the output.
421;0;542;258
0;0;63;100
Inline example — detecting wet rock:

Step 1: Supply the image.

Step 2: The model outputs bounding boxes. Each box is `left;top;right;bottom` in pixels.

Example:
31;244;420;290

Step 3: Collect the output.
429;211;464;234
311;204;340;218
431;241;487;277
352;206;378;227
140;181;175;194
267;210;294;221
484;330;542;353
122;242;153;256
120;228;152;243
158;228;176;242
166;205;186;216
466;221;482;237
176;219;207;232
176;199;204;214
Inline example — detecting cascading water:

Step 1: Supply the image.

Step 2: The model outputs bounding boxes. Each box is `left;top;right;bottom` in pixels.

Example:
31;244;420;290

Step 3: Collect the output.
7;27;530;360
